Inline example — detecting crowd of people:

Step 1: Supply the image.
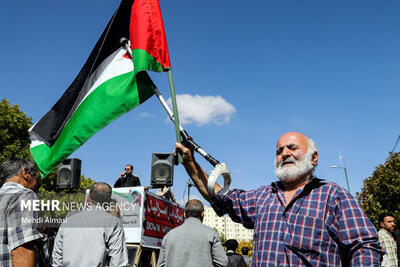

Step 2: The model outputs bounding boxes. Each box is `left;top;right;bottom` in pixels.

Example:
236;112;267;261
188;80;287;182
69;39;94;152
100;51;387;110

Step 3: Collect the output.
0;131;399;266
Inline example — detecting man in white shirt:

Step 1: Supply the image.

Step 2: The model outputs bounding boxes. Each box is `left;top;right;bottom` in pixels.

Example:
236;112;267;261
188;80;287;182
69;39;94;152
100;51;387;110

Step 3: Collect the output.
378;212;398;267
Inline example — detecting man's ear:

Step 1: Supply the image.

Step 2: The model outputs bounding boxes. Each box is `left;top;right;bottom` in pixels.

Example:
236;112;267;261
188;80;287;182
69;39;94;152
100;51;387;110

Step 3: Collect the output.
21;167;30;182
379;221;384;228
311;151;318;166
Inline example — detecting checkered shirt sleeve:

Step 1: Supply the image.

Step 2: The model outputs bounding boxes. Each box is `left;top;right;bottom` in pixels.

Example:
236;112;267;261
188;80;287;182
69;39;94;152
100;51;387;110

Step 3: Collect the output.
6;190;42;251
0;183;42;267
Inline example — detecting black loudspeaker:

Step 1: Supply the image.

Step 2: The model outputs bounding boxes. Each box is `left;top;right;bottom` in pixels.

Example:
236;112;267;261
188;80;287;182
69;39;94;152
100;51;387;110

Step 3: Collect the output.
151;153;174;188
56;158;81;189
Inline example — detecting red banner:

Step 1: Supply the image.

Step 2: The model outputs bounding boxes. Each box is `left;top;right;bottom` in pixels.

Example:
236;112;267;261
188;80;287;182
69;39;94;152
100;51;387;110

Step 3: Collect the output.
144;194;184;239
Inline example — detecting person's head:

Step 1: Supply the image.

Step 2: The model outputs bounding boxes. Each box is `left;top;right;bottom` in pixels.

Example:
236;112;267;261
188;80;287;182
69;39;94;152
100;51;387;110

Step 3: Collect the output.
0;158;38;190
241;247;249;255
224;239;239;251
274;132;318;186
107;198;121;218
131;191;139;203
379;212;396;233
88;182;112;205
125;164;133;174
184;199;204;221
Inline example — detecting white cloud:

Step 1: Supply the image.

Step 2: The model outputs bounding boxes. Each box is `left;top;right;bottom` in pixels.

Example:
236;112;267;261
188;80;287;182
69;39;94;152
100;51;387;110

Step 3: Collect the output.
166;94;236;126
137;112;155;118
177;194;202;206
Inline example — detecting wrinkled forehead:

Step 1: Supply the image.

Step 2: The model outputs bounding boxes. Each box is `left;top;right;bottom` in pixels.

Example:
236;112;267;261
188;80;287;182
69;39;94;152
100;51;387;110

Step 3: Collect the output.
276;133;309;149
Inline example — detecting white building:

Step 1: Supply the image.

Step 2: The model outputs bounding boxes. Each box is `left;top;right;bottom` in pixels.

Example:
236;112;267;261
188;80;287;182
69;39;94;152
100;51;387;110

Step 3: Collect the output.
203;206;253;241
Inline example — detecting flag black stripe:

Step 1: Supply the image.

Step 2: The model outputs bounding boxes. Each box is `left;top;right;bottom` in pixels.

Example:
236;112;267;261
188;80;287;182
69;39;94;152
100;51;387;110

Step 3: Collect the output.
31;0;133;146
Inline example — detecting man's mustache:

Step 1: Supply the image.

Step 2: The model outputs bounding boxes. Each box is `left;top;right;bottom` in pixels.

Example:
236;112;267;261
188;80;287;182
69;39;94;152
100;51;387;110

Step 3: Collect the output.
279;157;297;167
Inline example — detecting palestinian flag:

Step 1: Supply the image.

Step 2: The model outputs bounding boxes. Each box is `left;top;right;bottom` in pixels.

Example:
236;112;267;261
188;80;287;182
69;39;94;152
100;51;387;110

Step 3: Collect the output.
29;0;171;177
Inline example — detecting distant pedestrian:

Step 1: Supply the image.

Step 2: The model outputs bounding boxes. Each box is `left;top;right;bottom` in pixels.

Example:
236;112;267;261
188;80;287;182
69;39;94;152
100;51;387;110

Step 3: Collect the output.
241;247;251;266
157;199;228;267
378;212;398;267
107;198;121;219
224;239;247;267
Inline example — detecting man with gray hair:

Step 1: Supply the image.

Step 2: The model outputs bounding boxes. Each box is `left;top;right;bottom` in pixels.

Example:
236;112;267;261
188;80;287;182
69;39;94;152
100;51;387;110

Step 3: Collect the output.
157;199;228;267
52;182;128;267
0;158;43;267
175;132;383;266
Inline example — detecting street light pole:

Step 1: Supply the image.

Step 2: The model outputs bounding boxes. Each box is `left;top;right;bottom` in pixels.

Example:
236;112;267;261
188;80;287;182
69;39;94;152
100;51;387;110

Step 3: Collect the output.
331;165;350;193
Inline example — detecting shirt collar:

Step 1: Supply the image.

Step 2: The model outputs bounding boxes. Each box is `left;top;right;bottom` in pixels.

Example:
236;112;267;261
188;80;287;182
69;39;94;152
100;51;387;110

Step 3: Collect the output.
184;217;202;224
380;228;394;236
271;176;323;193
1;181;25;189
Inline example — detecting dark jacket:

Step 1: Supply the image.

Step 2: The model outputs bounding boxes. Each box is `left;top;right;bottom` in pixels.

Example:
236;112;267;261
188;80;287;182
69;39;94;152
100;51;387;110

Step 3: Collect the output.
114;174;141;188
226;251;247;267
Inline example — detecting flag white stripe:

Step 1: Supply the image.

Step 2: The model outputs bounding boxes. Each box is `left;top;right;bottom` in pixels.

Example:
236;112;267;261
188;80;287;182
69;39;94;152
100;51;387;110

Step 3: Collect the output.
29;48;133;148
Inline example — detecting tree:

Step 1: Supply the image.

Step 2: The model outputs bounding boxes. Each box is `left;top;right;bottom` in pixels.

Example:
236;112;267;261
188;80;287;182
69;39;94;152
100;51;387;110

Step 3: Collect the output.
39;172;96;223
0;98;32;163
39;170;95;194
214;227;227;245
0;98;96;226
356;152;400;228
0;98;96;190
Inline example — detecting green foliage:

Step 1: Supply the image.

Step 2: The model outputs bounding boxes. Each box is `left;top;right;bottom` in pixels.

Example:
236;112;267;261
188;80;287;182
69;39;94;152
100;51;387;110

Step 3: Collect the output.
356;152;400;228
38;173;96;224
0;98;32;163
237;240;253;257
214;227;227;245
39;171;96;193
0;98;96;191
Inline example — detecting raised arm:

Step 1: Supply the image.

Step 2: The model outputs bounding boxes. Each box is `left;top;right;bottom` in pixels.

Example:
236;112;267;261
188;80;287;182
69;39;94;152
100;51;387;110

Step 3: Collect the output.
174;142;221;202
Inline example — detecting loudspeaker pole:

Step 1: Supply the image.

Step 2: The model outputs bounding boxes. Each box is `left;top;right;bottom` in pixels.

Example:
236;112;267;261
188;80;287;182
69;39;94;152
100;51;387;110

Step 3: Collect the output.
187;179;192;201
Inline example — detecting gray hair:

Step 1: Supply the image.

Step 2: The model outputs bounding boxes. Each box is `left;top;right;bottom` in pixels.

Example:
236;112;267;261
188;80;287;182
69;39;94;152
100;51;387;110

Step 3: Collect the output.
307;137;318;167
185;199;204;219
307;137;318;155
89;182;112;205
0;158;37;185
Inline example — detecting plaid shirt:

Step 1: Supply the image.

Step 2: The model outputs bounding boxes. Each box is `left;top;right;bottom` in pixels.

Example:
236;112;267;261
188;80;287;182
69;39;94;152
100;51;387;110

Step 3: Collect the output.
211;177;383;266
0;182;42;267
378;228;398;267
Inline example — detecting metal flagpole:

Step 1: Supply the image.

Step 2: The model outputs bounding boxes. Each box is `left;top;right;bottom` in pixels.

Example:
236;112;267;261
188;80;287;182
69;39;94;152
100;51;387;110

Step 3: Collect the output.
120;38;183;161
167;69;183;163
152;87;220;167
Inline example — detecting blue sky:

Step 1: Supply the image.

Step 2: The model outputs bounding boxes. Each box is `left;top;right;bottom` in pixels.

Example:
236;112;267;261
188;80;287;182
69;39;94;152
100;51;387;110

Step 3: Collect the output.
1;0;399;203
